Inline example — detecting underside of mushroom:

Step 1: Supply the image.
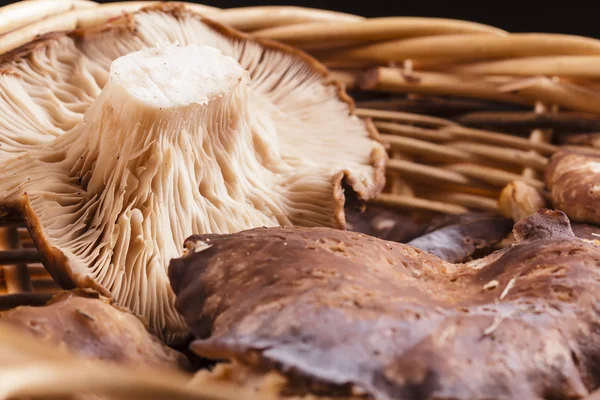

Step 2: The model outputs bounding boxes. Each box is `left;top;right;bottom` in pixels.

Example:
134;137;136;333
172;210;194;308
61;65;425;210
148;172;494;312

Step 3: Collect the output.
0;6;385;341
169;209;600;400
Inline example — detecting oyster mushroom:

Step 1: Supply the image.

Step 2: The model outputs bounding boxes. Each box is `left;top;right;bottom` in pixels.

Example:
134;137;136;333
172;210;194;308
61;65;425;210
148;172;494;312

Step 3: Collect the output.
170;210;600;399
0;6;385;341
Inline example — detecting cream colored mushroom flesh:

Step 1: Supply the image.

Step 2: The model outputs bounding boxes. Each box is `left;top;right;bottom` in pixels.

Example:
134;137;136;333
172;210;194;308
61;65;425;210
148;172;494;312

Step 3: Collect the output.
0;6;385;341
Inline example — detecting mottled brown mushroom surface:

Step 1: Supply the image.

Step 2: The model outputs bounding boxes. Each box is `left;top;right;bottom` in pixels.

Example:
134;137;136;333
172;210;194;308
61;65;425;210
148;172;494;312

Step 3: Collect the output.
546;151;600;225
170;210;600;400
0;289;189;371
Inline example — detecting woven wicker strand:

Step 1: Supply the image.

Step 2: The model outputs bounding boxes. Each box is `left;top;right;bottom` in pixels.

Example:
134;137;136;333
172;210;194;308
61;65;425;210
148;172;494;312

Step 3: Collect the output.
0;0;594;296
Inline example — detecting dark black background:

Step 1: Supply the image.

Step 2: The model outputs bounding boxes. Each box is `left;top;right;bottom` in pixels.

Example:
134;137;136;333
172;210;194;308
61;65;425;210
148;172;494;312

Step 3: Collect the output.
88;1;599;38
129;2;597;39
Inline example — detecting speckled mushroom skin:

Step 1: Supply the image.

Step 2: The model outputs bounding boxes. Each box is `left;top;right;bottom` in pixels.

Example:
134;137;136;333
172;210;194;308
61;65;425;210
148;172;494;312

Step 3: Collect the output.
170;210;600;400
545;151;600;225
0;289;190;371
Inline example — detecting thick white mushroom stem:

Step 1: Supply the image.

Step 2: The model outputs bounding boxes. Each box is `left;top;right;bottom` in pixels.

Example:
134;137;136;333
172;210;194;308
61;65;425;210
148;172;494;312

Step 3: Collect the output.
69;44;294;333
0;43;381;341
76;44;292;230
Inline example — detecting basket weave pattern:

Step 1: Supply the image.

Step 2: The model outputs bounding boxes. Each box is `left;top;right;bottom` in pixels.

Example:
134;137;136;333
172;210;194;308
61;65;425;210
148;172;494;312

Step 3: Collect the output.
1;0;599;299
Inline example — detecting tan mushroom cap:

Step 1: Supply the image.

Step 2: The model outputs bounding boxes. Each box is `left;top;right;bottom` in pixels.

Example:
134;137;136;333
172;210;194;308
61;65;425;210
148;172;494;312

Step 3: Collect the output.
545;151;600;225
0;6;386;341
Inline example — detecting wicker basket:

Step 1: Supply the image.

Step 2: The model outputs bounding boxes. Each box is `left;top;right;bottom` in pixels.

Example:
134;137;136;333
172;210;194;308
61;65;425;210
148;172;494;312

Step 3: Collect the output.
1;0;599;309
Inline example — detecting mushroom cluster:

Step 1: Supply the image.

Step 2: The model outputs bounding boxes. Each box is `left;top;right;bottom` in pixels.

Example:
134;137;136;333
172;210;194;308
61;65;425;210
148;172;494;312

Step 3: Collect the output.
0;5;385;341
8;4;600;400
170;210;600;399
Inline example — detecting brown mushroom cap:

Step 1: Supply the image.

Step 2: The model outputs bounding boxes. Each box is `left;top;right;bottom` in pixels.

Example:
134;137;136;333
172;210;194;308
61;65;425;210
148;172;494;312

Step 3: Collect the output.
545;150;600;225
0;289;189;371
0;5;385;342
169;209;600;399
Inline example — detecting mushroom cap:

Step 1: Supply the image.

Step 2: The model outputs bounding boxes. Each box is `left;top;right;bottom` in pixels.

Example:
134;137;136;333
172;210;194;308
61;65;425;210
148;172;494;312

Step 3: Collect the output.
0;5;385;341
0;289;190;371
169;210;600;399
545;150;600;225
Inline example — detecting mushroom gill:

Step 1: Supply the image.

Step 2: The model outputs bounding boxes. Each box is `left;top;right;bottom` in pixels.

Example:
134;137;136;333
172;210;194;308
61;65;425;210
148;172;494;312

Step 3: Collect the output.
0;5;385;172
0;19;384;341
